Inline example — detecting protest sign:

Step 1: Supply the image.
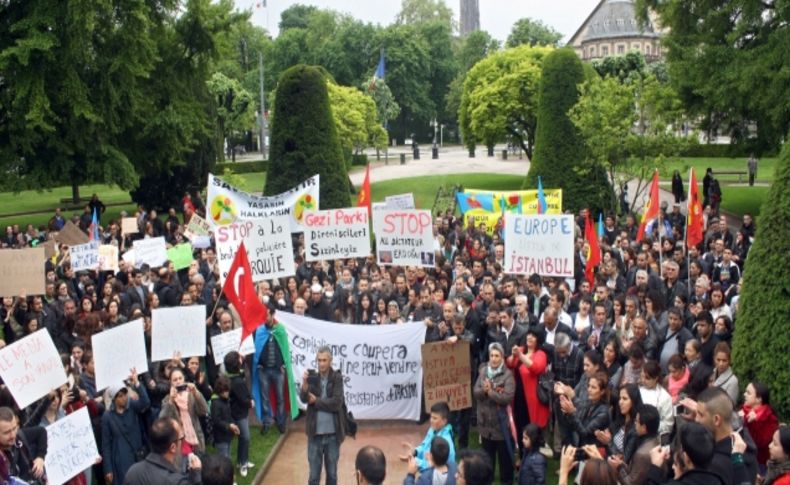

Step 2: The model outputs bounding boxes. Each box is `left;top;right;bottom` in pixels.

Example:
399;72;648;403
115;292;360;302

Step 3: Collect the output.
210;328;254;365
0;247;46;297
278;312;426;420
55;220;89;246
151;306;207;361
0;330;67;408
215;218;294;285
372;209;434;267
167;242;193;270
304;207;371;262
132;237;167;267
41;240;58;260
121;217;138;235
98;244;119;272
184;213;211;240
385;193;416;210
121;249;135;266
463;211;501;236
91;319;149;391
504;214;574;277
421;341;473;411
70;241;99;272
45;407;100;485
207;173;320;233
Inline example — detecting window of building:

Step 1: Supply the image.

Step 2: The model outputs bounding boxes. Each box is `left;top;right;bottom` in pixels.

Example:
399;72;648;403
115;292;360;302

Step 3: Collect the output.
646;44;652;55
617;44;625;54
602;46;609;56
590;46;596;58
616;19;625;27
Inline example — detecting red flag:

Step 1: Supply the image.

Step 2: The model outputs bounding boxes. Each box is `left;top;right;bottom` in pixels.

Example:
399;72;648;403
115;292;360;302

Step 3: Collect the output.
222;242;268;344
584;213;601;285
637;170;660;242
357;163;371;216
686;168;703;248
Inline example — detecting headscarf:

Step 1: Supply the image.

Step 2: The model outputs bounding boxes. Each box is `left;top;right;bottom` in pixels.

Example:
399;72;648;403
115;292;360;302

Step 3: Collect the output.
486;342;505;379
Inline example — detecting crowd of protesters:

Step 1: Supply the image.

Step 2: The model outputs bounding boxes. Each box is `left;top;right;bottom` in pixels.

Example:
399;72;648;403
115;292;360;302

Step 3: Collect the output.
0;181;787;485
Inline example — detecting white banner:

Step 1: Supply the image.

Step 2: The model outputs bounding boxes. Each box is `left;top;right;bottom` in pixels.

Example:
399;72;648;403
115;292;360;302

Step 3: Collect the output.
385;193;416;210
91;319;149;391
70;241;99;272
504;213;574;277
45;407;100;485
132;237;167;268
304;208;371;262
372;209;434;267
277;312;426;420
207;173;320;233
215;218;295;286
210;329;254;365
151;306;207;361
0;330;67;409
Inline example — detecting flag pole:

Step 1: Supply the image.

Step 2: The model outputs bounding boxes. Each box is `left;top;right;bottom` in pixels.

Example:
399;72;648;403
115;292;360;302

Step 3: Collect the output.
210;285;225;320
686;168;692;296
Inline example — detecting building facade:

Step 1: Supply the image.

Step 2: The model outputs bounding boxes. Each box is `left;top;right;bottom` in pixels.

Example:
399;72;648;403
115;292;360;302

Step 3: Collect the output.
567;0;664;61
459;0;480;37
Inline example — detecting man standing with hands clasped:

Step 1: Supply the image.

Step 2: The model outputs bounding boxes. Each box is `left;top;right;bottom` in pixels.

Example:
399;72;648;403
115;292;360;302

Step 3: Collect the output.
300;346;346;485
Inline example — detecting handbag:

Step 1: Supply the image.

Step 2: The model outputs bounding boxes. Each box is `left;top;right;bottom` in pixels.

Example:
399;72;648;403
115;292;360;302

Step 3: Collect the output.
342;402;358;439
537;370;555;406
108;413;148;462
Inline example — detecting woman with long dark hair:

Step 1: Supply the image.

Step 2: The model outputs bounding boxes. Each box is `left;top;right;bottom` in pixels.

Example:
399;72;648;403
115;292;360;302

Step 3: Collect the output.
671;170;685;204
596;384;643;463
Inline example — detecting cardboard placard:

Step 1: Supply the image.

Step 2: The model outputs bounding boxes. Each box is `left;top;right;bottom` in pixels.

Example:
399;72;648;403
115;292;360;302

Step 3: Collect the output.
55;220;89;246
0;330;68;409
121;217;138;235
166;243;194;270
70;241;100;272
91;319;149;391
98;244;119;272
0;247;46;297
45;407;101;485
151;306;207;361
421;341;473;411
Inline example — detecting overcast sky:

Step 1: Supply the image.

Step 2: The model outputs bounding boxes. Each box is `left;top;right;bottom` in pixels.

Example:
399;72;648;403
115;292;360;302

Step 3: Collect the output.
239;0;601;43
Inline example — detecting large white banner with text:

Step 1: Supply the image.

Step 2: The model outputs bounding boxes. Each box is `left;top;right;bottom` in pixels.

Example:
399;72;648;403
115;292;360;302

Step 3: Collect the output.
207;173;319;232
504;213;574;277
277;312;426;420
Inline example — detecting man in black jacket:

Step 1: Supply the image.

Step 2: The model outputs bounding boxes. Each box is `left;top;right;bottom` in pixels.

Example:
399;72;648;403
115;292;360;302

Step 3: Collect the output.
300;346;346;485
306;284;332;321
0;406;47;483
645;422;725;485
124;417;202;485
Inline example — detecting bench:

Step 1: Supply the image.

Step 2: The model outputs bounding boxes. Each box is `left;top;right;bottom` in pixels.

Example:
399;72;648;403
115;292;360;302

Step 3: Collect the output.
713;170;748;183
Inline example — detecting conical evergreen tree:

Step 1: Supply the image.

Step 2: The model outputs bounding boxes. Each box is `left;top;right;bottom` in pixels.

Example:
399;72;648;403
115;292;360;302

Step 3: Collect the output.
265;65;349;208
732;136;790;416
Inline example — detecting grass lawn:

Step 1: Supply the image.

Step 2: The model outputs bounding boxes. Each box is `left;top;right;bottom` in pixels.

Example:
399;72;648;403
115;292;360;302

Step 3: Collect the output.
660;157;777;183
206;425;281;485
720;185;770;217
467;429;561;485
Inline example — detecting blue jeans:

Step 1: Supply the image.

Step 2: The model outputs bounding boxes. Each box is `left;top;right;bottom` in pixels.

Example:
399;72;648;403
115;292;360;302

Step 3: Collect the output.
234;417;250;466
307;434;339;485
215;441;231;459
258;366;285;427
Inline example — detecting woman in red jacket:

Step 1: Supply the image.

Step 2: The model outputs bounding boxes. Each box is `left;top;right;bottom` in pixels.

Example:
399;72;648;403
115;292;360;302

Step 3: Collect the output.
506;327;550;429
766;426;790;485
741;380;779;471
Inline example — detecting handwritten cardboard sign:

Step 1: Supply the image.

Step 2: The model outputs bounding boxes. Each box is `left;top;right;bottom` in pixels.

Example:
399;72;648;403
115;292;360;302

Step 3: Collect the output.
70;241;100;272
56;220;89;246
121;217;138;235
372;209;434;267
167;243;193;271
421;340;472;411
504;214;574;277
215;218;294;285
91;319;149;391
385;193;416;210
0;330;68;409
98;244;119;272
0;247;46;297
45;407;100;485
132;237;167;268
210;328;254;365
151;306;207;361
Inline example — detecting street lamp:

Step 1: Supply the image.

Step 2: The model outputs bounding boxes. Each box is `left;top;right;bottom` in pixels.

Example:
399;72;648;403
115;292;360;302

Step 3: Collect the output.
430;118;439;159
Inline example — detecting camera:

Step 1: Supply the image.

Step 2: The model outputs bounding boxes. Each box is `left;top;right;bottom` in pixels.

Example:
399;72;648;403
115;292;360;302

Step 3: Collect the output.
176;384;188;393
574;448;587;461
675;404;686;415
307;369;319;389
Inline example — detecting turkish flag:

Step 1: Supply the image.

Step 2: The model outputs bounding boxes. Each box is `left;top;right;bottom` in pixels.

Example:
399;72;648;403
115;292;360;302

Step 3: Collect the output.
687;168;704;248
637;170;660;242
357;163;371;216
222;242;268;344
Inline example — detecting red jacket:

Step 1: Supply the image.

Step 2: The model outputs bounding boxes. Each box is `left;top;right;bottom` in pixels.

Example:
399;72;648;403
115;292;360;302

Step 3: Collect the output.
742;403;778;465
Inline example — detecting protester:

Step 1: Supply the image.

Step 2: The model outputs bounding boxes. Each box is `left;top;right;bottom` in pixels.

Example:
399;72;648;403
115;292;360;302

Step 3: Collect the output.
223;351;254;477
404;436;456;485
400;401;455;473
123;417;202;485
766;426;790;485
455;449;494;485
356;446;387;485
101;369;150;485
741;381;779;470
0;406;47;483
518;423;547;485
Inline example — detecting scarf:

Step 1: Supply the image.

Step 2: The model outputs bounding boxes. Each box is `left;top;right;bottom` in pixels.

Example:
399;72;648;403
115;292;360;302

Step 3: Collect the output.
175;391;199;446
486;363;504;380
765;459;790;485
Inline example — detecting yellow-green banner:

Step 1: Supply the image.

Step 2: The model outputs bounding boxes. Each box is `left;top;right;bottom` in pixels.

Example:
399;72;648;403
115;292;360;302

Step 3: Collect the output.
464;189;563;215
464;211;502;235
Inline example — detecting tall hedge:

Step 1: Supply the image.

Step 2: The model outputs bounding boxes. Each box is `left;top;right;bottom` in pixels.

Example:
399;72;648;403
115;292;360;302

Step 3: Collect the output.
264;65;349;208
525;48;611;213
732;137;790;417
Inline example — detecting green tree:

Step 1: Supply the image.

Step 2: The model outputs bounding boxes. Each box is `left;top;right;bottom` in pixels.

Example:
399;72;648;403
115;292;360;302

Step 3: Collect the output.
636;0;789;152
396;0;455;31
506;18;563;48
526;48;611;213
445;30;499;135
327;83;387;159
279;4;319;31
591;51;647;83
569;74;692;213
362;79;400;131
459;45;552;158
265;65;349;208
207;73;257;161
732;137;790;417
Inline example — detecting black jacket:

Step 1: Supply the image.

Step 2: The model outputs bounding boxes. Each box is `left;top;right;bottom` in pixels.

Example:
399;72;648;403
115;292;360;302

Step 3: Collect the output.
123;452;200;485
646;466;726;485
299;368;346;445
569;400;610;447
210;395;234;445
228;373;252;421
3;427;47;483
